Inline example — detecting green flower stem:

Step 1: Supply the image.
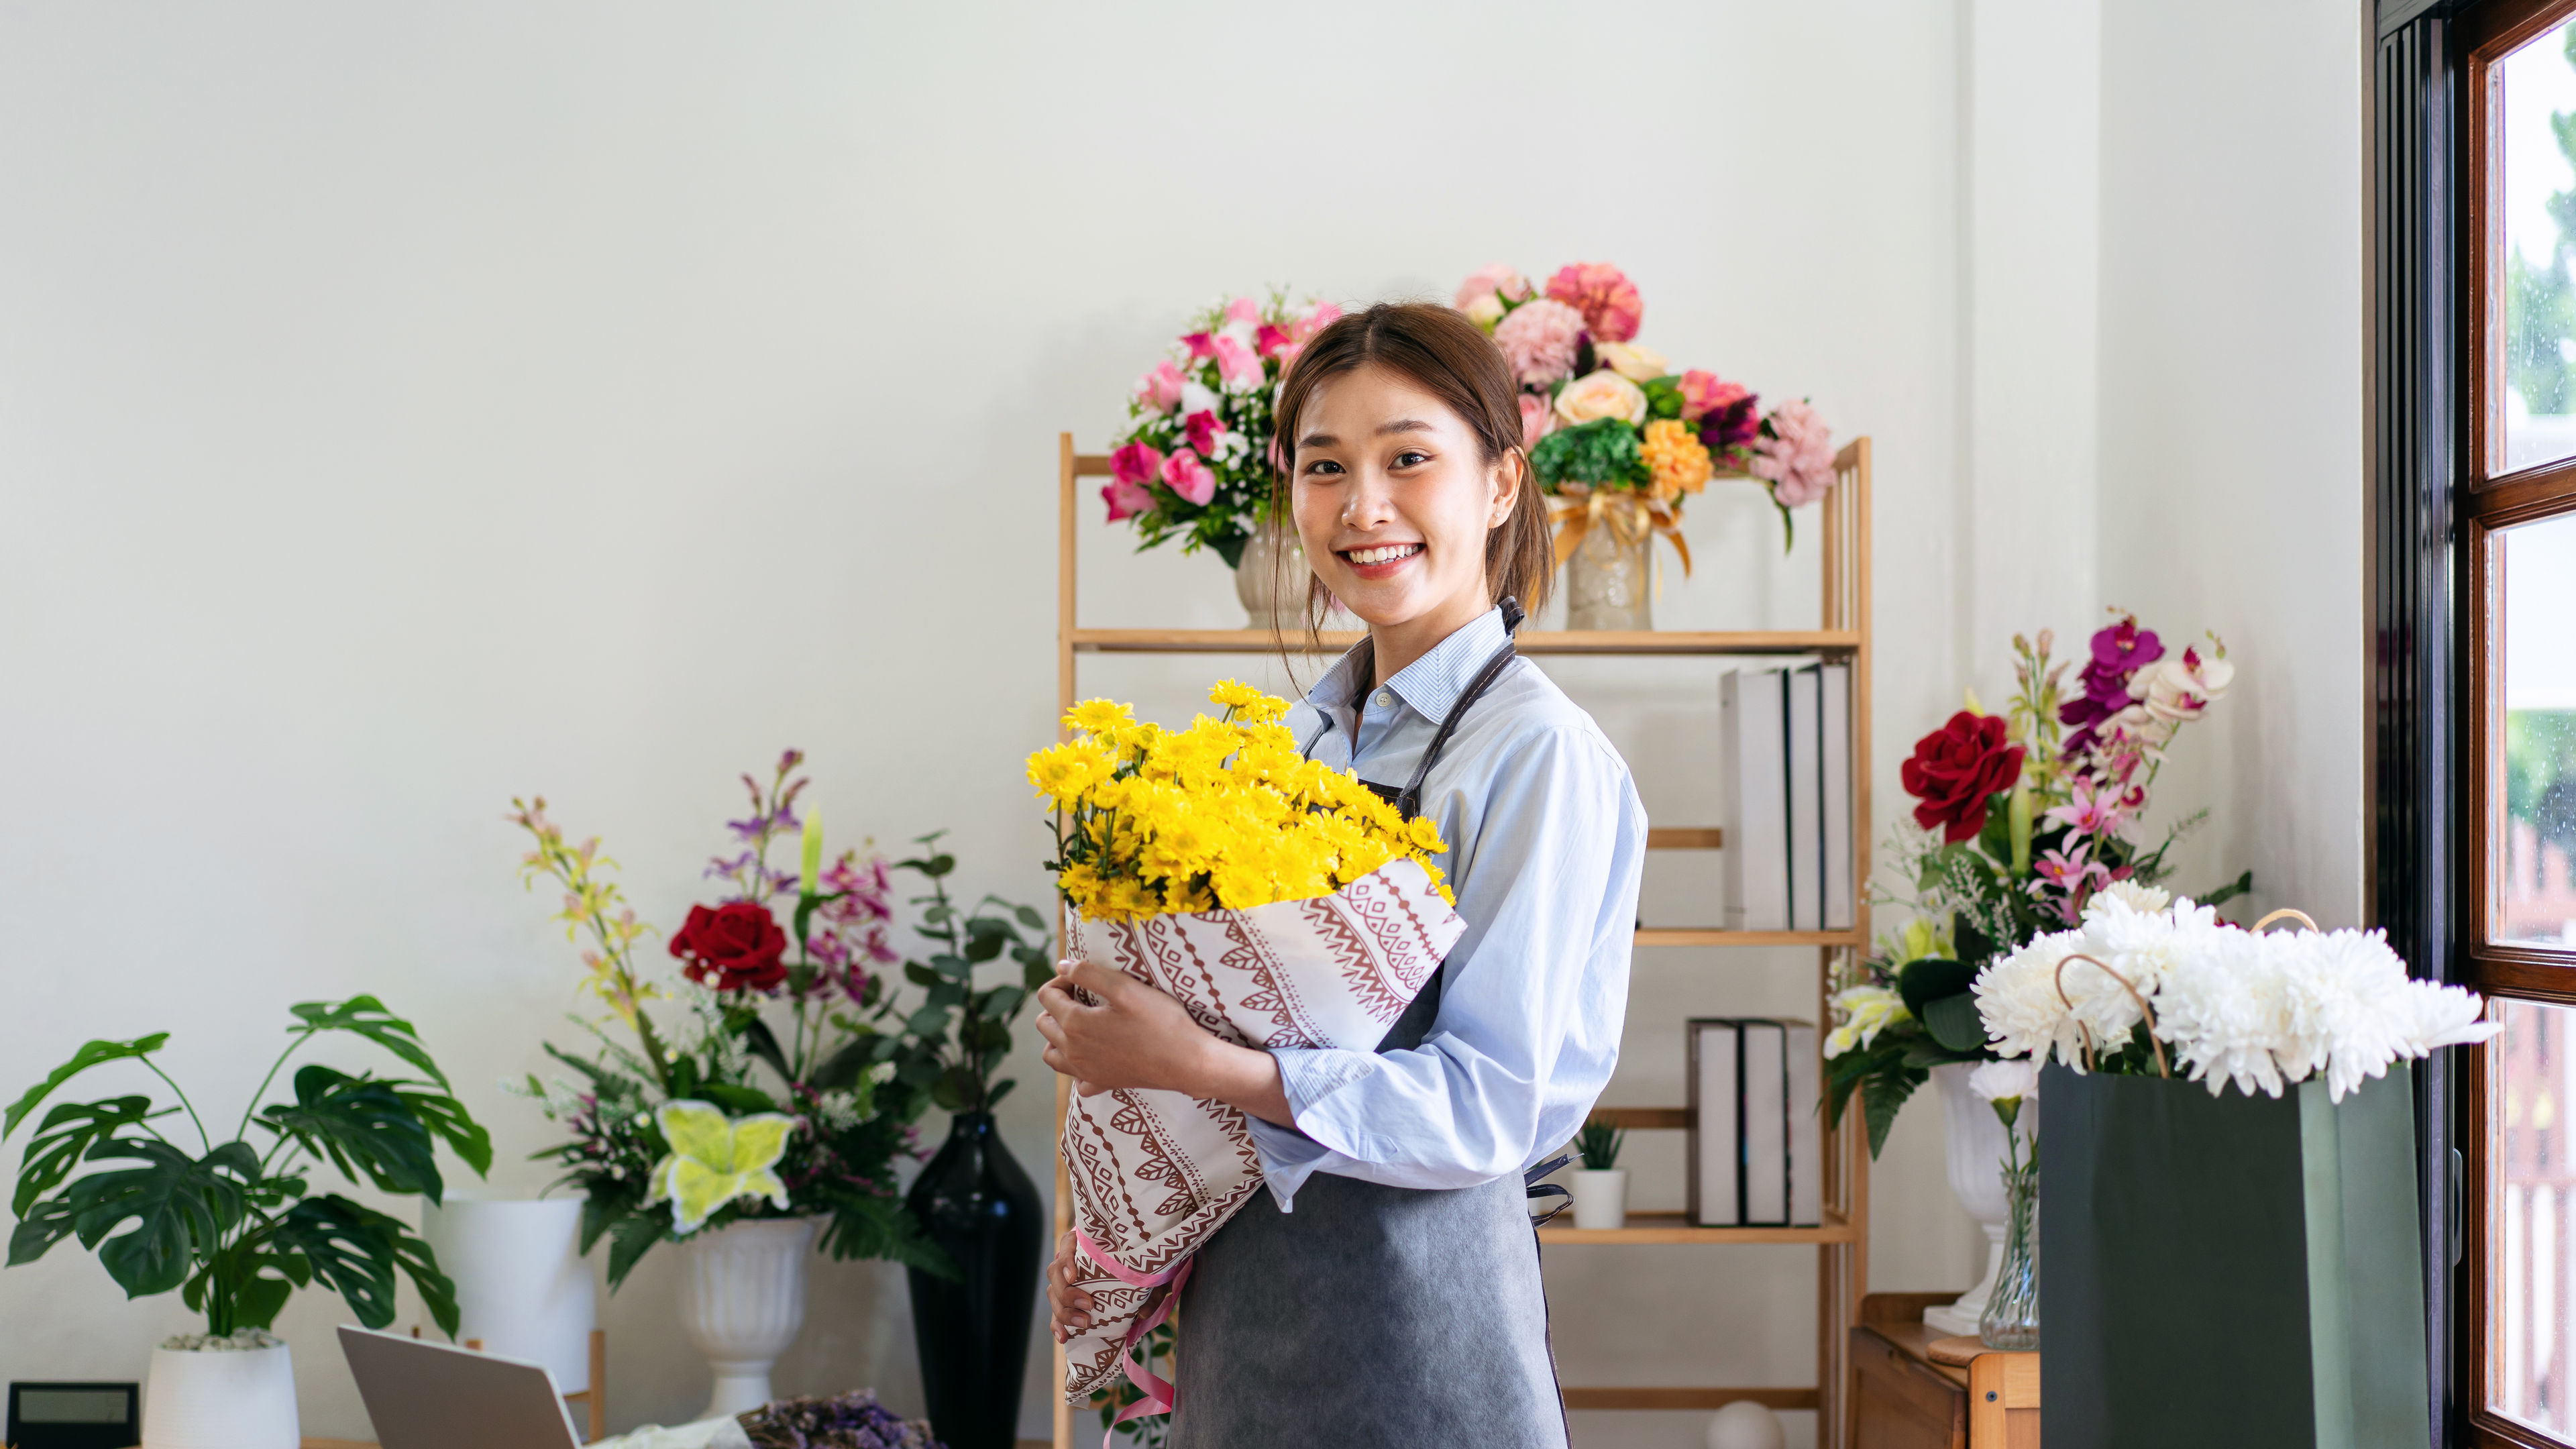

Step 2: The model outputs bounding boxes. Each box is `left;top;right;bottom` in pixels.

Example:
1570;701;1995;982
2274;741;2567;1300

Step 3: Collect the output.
141;1057;211;1155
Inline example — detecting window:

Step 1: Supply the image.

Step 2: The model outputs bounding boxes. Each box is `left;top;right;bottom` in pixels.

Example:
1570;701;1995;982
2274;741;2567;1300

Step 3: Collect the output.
2452;5;2576;1433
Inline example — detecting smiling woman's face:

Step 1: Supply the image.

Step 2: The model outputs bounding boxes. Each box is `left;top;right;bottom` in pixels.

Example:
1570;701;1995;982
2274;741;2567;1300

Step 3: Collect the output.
1290;363;1518;639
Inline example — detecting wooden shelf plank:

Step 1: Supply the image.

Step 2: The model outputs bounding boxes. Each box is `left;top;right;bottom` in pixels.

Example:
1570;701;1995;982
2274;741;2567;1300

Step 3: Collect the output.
1645;826;1723;849
1069;627;1861;657
1587;1106;1692;1129
1633;928;1862;947
1560;1386;1823;1411
1538;1210;1858;1245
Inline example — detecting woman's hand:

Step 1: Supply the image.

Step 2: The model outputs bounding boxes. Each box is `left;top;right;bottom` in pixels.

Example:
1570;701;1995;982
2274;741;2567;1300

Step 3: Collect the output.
1032;958;1211;1097
1046;1228;1092;1344
1034;958;1298;1127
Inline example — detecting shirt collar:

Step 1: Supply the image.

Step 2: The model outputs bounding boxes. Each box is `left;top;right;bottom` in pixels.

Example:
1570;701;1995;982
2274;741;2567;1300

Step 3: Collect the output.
1304;606;1511;722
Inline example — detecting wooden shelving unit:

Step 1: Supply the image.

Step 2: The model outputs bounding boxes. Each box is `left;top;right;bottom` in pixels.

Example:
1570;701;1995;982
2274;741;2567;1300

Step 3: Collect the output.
1049;433;1874;1448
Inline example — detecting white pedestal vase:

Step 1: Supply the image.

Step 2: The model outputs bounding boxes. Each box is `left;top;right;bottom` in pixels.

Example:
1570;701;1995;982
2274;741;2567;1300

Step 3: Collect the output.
680;1217;819;1419
1568;1169;1628;1230
419;1197;597;1393
1921;1062;2032;1337
142;1342;298;1449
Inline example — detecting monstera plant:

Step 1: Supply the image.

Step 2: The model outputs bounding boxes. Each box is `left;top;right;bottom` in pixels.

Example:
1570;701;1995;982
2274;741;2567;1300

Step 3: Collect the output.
3;996;490;1336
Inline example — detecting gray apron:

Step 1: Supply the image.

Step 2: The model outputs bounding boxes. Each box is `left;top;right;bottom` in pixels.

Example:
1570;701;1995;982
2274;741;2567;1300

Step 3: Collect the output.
1167;601;1572;1449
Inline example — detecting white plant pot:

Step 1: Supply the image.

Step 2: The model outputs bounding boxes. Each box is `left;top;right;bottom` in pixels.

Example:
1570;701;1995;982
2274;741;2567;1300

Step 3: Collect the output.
1569;1169;1629;1230
1922;1063;2035;1336
142;1343;298;1449
680;1217;819;1419
420;1197;598;1393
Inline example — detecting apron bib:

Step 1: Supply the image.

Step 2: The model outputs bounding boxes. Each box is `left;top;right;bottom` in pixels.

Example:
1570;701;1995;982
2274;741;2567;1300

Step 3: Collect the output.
1167;601;1573;1449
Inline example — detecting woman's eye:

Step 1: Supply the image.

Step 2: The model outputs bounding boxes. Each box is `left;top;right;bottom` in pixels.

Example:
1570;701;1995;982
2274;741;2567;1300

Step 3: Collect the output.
1305;460;1344;476
1393;451;1430;469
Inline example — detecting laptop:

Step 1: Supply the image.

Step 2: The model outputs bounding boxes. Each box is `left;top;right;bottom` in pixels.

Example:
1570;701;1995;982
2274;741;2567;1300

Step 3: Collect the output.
337;1325;584;1449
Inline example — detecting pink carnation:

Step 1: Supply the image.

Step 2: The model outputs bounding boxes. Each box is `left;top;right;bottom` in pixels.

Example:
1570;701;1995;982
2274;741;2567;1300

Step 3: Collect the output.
1212;333;1265;389
1492;298;1586;389
1102;476;1155;521
1749;400;1835;508
1546;262;1644;344
1183;409;1221;454
1161;447;1216;505
1519;394;1553;449
1139;360;1186;413
1453;262;1531;312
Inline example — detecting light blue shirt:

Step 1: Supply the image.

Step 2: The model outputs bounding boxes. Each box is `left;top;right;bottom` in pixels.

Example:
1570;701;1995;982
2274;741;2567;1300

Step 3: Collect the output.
1248;606;1647;1210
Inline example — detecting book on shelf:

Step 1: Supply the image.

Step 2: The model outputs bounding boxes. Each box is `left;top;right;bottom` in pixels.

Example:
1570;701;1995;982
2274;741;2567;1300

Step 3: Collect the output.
1688;1016;1823;1228
1718;664;1854;932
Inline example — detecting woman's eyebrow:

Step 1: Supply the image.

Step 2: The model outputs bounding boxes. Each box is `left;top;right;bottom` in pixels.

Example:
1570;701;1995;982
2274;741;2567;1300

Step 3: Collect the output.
1377;419;1436;435
1299;431;1338;449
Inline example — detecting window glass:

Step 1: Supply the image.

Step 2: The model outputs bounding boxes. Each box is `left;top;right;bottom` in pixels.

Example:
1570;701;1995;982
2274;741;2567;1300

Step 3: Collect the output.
2505;21;2576;473
2503;515;2576;945
2496;1000;2576;1432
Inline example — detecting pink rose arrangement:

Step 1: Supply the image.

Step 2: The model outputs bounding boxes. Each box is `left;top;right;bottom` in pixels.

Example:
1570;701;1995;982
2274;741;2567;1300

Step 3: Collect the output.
1454;260;1840;555
1105;289;1342;568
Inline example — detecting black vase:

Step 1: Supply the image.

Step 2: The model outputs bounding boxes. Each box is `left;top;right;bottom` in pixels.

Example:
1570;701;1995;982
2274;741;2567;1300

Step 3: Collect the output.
905;1111;1045;1449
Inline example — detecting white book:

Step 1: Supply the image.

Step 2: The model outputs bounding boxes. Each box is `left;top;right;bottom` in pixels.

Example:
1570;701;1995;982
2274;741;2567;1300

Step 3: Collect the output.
1786;665;1823;932
1741;1021;1789;1226
1690;1019;1741;1227
1784;1019;1822;1227
1719;669;1788;932
1821;663;1854;932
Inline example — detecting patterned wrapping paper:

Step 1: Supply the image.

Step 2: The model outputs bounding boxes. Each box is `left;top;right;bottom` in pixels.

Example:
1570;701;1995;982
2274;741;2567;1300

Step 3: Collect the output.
1055;857;1466;1400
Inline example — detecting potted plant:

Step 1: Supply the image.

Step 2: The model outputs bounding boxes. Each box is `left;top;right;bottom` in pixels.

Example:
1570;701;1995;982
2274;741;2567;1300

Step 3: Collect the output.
1821;619;2246;1335
1568;1118;1627;1231
1103;290;1342;629
508;750;1051;1430
4;997;489;1449
1454;262;1837;627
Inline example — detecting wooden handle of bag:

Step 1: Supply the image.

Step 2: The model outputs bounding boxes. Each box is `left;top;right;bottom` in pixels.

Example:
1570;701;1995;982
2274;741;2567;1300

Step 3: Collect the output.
2051;950;2171;1079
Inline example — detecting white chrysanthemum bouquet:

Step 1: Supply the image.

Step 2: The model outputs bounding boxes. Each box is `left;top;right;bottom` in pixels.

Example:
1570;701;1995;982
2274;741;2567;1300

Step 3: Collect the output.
1972;881;2499;1099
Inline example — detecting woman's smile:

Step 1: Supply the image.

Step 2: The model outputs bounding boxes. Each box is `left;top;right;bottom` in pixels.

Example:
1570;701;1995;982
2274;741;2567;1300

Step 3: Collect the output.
1339;541;1425;578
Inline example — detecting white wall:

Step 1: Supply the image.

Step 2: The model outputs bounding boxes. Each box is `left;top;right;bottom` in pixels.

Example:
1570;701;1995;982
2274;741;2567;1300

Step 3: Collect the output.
0;3;2369;1447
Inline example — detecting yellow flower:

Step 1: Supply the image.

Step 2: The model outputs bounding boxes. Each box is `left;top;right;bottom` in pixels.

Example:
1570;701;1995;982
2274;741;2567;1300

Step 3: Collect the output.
1641;418;1714;501
1405;816;1449;854
1065;699;1135;735
1026;741;1112;804
646;1102;792;1234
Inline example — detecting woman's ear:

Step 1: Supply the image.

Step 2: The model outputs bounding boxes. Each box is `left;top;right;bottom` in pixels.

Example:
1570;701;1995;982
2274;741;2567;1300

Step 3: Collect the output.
1488;448;1526;529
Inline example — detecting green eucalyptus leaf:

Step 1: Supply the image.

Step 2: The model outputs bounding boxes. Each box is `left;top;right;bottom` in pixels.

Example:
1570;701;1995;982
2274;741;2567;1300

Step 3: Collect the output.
286;997;449;1089
5;1034;170;1139
1012;904;1046;931
808;1038;875;1091
903;962;942;989
907;1006;952;1038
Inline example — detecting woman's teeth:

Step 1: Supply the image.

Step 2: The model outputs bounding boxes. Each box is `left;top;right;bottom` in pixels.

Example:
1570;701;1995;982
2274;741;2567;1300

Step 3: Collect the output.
1345;543;1422;566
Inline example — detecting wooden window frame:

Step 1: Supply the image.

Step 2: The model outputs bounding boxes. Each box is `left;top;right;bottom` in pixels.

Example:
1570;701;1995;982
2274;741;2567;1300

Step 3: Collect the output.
2449;3;2576;1444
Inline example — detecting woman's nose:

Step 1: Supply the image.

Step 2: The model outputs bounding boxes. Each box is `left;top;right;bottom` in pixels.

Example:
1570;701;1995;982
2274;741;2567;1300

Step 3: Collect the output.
1340;470;1397;528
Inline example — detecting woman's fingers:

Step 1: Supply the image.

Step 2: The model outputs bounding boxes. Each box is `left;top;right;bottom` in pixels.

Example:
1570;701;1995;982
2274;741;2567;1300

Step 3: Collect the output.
1046;1230;1093;1342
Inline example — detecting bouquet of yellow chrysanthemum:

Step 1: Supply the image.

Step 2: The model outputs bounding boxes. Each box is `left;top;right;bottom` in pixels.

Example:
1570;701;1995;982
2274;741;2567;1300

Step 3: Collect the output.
1028;680;1452;922
1028;682;1468;1407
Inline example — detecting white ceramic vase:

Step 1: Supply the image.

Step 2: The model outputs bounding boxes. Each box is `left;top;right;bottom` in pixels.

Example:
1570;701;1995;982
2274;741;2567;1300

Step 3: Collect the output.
1569;1169;1629;1230
419;1197;597;1393
680;1217;819;1419
1232;517;1311;632
142;1343;298;1449
1921;1062;2034;1336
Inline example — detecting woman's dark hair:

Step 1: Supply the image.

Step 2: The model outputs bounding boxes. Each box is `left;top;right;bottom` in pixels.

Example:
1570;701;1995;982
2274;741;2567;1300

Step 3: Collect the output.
1268;302;1554;645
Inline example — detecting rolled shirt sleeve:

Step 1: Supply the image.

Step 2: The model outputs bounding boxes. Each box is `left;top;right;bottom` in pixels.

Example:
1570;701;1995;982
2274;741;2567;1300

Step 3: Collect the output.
1248;698;1645;1211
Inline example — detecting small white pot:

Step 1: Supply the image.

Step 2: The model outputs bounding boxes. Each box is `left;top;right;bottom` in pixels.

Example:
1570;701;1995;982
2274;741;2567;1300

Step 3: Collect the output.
1569;1169;1629;1230
142;1342;298;1449
680;1217;820;1419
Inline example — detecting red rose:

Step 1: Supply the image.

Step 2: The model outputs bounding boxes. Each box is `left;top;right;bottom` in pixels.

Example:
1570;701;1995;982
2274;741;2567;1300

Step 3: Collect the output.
669;900;790;994
1900;710;2027;845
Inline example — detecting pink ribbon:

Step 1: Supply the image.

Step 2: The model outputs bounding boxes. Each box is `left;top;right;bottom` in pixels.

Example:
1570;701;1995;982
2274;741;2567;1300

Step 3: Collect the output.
1073;1228;1193;1449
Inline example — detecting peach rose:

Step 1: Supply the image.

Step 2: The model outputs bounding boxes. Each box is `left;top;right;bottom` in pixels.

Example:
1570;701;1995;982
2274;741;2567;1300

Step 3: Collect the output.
1554;369;1648;427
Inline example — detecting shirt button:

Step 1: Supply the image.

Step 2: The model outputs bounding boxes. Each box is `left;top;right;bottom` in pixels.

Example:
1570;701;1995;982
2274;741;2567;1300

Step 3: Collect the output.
1373;689;1395;709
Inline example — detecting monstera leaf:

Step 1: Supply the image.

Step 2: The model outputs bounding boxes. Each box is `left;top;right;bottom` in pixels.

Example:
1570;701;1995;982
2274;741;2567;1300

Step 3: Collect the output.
15;1140;264;1298
268;1193;458;1334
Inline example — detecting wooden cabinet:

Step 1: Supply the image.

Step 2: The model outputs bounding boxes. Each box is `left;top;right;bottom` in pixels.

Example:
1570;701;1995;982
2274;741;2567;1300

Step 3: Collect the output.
1847;1293;2038;1449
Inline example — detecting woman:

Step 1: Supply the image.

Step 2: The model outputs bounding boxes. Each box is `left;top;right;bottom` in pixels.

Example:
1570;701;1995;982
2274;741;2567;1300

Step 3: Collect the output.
1033;302;1645;1448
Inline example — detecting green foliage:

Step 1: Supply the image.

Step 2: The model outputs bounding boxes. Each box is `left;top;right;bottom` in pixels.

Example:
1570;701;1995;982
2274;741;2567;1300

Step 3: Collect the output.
3;1000;483;1338
1092;1319;1177;1449
2509;710;2576;851
2509;32;2576;418
1575;1118;1624;1171
1529;418;1649;491
885;833;1057;1118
